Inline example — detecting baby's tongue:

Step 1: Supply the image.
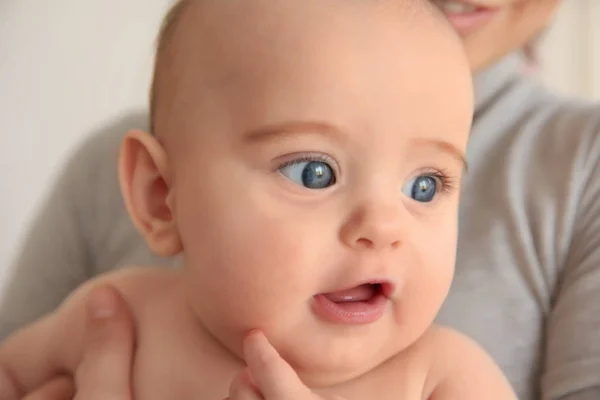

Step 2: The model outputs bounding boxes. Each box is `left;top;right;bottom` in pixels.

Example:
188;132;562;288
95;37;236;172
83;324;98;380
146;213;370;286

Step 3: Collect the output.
324;284;376;303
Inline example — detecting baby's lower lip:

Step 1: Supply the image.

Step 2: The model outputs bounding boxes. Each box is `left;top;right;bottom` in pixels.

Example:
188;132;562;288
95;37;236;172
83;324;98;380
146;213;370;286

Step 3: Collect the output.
312;287;388;325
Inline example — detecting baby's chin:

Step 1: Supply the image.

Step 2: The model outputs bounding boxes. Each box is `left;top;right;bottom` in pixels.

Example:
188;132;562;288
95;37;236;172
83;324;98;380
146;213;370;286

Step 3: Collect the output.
271;328;402;388
196;305;407;387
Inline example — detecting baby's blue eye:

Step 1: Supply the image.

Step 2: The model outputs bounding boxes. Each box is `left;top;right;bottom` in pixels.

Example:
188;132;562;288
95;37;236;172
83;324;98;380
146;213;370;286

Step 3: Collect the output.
279;160;336;189
402;175;438;202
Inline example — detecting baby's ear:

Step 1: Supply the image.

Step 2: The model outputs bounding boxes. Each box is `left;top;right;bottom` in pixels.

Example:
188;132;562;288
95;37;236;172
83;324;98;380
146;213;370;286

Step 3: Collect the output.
118;130;182;257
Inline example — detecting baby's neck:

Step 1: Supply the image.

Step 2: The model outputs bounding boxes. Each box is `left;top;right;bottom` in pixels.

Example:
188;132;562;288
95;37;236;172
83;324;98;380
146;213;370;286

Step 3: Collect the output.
179;290;246;369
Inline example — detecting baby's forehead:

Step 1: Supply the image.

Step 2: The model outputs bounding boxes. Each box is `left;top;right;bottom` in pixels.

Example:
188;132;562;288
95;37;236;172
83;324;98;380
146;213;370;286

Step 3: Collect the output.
151;0;461;138
157;0;436;63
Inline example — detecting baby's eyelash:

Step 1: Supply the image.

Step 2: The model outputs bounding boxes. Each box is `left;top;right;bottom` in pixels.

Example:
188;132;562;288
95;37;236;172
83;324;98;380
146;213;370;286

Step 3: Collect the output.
277;154;337;170
420;167;457;193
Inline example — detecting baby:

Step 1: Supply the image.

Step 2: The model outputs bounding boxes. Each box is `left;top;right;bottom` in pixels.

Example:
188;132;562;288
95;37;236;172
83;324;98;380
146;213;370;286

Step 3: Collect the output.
0;0;516;399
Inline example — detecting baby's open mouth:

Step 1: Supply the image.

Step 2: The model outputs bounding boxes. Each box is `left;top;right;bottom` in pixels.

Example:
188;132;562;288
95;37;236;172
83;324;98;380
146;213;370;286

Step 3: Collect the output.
323;283;389;302
431;0;497;35
312;282;394;325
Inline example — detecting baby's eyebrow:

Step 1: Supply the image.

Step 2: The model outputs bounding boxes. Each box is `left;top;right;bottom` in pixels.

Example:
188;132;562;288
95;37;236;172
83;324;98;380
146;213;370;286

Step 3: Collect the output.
411;138;468;172
243;121;346;144
242;123;468;171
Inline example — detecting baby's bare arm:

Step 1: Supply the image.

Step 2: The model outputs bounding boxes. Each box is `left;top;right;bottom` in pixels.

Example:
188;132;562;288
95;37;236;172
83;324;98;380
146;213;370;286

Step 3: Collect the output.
425;327;517;400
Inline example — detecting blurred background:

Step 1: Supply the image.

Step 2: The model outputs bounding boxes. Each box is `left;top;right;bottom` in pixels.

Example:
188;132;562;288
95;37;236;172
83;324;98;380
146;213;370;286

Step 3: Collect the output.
0;0;599;288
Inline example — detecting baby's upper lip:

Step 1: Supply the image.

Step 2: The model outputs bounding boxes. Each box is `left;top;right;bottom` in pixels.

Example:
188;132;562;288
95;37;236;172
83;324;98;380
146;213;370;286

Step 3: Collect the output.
320;279;396;299
433;0;498;9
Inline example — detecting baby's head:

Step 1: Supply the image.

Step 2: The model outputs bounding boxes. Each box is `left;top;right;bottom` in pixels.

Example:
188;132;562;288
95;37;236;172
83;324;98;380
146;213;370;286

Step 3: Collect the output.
120;0;473;386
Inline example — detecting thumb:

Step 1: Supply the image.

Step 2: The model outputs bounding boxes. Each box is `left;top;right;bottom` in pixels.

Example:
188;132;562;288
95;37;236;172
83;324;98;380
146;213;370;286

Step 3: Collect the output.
22;376;74;400
243;331;310;400
74;285;135;400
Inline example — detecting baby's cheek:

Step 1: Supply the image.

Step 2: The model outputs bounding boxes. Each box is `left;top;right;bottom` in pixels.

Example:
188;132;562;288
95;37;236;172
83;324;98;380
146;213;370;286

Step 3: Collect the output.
180;172;330;315
204;215;311;298
396;234;456;333
419;240;456;304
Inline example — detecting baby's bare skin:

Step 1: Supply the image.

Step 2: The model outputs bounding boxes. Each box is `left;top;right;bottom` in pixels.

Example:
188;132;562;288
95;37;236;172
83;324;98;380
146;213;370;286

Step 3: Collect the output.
0;268;513;399
108;269;432;399
0;0;515;398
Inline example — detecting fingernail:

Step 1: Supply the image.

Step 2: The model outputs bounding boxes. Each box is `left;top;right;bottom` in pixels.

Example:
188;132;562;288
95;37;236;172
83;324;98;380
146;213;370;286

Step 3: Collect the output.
246;329;261;340
88;286;119;319
243;330;261;351
243;330;270;363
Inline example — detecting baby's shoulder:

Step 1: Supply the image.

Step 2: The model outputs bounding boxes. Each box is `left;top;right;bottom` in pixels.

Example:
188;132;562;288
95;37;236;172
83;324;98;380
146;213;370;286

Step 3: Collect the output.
418;324;479;352
47;267;182;371
416;325;516;399
92;267;182;301
60;266;183;321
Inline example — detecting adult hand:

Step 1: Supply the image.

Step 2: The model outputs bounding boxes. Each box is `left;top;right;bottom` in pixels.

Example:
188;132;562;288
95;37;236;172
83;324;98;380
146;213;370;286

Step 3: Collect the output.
226;331;345;400
20;376;73;400
22;285;136;400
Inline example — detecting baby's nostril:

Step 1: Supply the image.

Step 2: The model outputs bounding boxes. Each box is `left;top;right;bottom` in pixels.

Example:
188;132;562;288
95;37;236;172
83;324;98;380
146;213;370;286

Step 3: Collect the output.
356;238;374;248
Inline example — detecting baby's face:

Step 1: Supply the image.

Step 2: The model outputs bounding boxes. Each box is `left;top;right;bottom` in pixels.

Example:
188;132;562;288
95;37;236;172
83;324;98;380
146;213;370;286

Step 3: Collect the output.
162;0;472;386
